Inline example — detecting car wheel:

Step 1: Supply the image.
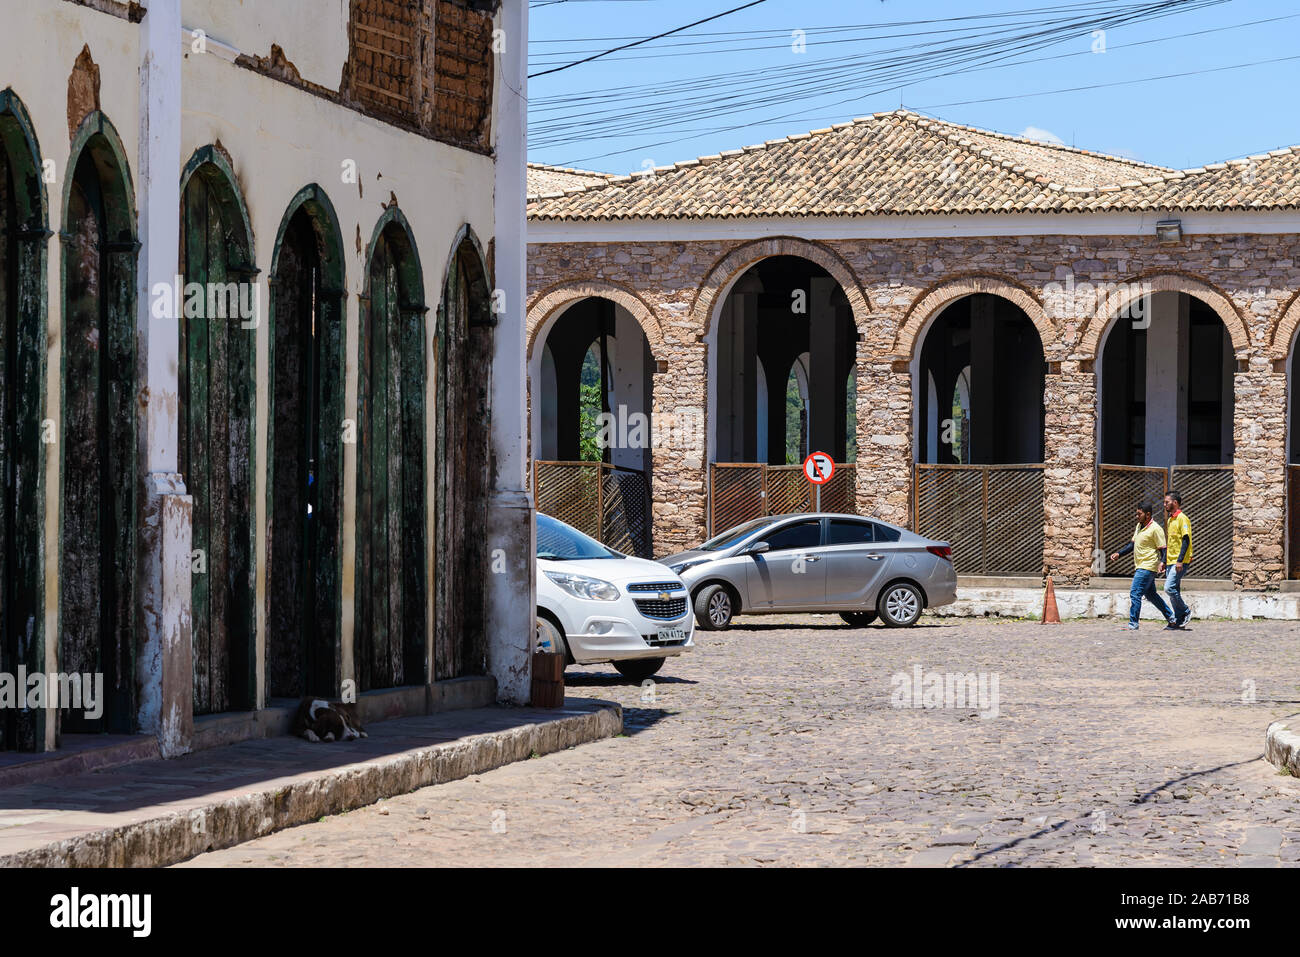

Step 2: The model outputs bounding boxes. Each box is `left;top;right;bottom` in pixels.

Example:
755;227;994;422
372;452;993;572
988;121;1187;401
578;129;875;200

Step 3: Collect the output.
840;611;878;628
694;584;734;630
877;583;923;627
614;657;665;682
536;613;568;658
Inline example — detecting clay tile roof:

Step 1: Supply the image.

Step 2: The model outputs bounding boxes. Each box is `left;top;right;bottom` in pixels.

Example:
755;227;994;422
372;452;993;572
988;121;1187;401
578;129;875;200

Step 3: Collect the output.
526;162;617;199
526;110;1300;221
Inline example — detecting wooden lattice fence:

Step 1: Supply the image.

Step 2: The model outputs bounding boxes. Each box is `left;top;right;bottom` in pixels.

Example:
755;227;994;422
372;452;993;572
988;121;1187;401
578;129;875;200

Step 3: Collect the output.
913;464;1044;575
533;461;653;558
709;463;857;535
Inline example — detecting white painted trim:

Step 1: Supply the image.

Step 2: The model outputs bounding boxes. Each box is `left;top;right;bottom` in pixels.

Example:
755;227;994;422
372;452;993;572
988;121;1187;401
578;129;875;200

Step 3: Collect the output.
528;209;1300;244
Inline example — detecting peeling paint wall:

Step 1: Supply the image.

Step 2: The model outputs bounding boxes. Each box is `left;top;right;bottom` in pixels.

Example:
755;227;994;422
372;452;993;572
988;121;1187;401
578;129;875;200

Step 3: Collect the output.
1;0;526;751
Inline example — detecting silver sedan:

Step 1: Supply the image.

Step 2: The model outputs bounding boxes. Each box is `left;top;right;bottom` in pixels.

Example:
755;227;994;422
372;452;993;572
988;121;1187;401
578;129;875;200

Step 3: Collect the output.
659;513;957;630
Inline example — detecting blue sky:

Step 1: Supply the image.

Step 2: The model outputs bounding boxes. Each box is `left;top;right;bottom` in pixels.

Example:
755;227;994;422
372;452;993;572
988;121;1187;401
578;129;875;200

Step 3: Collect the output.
526;0;1300;174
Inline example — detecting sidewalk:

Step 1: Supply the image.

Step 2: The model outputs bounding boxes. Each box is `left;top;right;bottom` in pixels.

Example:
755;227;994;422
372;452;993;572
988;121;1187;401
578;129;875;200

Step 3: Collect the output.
0;698;621;867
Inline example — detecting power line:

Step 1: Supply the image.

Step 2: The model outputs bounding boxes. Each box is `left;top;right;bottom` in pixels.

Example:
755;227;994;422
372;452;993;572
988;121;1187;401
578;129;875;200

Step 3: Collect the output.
528;0;1234;161
528;0;768;78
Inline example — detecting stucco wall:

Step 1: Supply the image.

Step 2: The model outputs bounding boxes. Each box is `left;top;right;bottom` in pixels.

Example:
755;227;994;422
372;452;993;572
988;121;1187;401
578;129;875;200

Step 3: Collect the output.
1;0;512;748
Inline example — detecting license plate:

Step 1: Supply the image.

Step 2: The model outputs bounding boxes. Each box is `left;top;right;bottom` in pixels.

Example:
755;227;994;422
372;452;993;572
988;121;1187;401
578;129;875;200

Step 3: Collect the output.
656;627;686;642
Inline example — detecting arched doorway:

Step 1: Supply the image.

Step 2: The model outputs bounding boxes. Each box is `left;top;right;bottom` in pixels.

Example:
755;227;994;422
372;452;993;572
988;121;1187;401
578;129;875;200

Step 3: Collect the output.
179;149;256;715
266;186;346;699
708;256;858;532
434;229;492;680
912;293;1046;575
0;91;47;751
530;295;654;556
1097;291;1235;579
60;113;137;734
356;210;426;692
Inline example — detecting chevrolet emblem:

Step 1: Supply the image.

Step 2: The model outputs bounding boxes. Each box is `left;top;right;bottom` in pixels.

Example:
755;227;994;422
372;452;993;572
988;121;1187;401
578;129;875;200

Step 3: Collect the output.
657;591;671;602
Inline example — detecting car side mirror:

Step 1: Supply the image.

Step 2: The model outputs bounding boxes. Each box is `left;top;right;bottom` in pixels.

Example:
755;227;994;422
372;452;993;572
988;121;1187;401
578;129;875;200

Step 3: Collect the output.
746;541;770;556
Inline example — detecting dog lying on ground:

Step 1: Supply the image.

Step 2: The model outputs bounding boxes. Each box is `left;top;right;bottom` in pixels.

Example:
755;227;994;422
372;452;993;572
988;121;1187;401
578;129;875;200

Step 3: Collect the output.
293;697;368;742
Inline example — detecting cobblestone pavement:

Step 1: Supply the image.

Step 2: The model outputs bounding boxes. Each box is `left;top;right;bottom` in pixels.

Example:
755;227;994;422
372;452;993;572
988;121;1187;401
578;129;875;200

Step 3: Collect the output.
184;616;1300;867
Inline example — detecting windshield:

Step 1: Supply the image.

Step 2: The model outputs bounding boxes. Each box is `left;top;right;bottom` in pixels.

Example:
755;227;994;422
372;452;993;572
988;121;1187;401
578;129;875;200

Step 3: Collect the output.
697;516;779;551
537;514;621;561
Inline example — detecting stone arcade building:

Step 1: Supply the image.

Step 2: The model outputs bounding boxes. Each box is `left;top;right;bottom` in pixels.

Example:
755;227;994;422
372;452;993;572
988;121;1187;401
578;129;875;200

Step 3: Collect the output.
0;0;531;755
526;110;1300;595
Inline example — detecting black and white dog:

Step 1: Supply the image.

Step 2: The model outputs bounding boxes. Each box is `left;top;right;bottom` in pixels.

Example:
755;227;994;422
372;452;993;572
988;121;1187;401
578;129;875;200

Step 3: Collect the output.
292;698;368;743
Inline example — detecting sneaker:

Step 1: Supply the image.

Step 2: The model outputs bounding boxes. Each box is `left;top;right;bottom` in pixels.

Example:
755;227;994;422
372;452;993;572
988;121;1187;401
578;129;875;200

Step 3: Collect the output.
1163;623;1182;631
1177;612;1192;628
1121;624;1139;631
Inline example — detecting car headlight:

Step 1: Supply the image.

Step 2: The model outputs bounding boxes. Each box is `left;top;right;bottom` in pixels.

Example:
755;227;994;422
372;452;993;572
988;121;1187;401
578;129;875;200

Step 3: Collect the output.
669;560;706;575
545;571;621;601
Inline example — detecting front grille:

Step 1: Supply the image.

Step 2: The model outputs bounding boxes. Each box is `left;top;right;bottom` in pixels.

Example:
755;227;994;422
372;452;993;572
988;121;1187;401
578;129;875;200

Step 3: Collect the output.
627;581;683;592
634;597;688;620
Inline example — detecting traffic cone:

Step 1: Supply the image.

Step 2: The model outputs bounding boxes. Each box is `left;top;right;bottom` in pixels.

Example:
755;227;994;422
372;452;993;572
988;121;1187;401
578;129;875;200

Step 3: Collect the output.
1042;574;1061;624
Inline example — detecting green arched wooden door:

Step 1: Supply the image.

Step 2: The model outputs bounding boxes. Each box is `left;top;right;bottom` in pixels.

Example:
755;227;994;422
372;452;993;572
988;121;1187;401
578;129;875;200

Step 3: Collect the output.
60;115;137;735
434;230;492;680
356;212;426;691
0;91;48;751
180;152;256;715
267;187;345;700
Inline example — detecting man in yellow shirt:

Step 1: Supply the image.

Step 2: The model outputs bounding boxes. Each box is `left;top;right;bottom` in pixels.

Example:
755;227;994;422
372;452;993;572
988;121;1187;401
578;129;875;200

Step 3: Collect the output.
1158;491;1193;629
1109;503;1176;631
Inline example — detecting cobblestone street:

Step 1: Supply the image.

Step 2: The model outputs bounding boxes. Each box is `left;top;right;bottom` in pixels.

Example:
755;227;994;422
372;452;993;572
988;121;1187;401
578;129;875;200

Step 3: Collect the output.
184;617;1300;867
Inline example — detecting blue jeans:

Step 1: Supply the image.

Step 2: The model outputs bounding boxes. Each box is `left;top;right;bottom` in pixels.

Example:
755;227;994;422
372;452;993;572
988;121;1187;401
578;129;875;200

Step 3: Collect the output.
1165;563;1189;623
1129;568;1173;627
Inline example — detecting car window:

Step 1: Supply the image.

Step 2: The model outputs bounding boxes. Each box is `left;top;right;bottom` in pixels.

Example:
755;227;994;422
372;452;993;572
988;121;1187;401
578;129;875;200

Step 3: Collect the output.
826;520;874;545
871;523;902;543
536;514;621;560
698;516;778;551
759;521;821;552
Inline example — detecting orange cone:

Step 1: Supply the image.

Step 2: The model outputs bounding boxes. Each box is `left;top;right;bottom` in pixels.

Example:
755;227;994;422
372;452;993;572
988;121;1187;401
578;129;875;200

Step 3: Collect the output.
1042;575;1061;624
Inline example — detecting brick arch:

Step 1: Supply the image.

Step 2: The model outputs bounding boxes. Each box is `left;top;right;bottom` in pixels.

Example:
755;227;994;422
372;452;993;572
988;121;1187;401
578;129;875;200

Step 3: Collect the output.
892;275;1055;361
526;280;665;360
692;236;871;337
1268;290;1300;361
1077;272;1249;360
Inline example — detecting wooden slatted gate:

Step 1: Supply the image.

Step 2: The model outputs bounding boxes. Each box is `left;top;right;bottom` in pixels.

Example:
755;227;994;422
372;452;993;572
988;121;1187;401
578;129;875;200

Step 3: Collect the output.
708;463;858;535
1097;464;1233;580
913;464;1045;575
534;461;653;558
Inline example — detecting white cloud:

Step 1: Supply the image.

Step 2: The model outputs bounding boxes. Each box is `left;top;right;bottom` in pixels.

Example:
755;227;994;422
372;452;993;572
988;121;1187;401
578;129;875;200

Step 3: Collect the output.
1019;126;1065;146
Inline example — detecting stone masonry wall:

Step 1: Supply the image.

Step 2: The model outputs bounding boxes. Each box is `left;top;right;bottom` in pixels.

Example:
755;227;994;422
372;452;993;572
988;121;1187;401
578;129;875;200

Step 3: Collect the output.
527;230;1300;587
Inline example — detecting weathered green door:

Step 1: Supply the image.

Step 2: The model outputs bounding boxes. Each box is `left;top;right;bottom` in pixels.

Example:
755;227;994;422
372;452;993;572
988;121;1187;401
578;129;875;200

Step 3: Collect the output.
0;117;46;751
180;167;255;715
60;139;135;735
267;203;343;700
355;222;426;691
433;238;491;680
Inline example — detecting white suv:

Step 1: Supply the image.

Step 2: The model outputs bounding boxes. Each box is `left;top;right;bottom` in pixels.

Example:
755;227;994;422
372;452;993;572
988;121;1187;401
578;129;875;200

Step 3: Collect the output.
536;514;695;681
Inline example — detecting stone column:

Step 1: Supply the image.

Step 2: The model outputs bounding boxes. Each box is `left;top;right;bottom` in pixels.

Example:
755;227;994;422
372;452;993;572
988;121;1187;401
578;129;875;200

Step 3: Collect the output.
1043;365;1097;585
652;336;707;553
485;0;532;704
1232;369;1286;590
136;0;193;757
858;355;911;527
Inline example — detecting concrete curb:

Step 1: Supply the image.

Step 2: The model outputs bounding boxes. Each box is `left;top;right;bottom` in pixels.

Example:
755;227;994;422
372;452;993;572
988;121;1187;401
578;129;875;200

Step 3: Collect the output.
934;587;1300;621
1264;718;1300;776
0;700;622;868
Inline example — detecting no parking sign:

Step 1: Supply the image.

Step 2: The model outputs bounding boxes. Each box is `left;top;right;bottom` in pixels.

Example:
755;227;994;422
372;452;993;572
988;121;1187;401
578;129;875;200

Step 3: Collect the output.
802;451;835;485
